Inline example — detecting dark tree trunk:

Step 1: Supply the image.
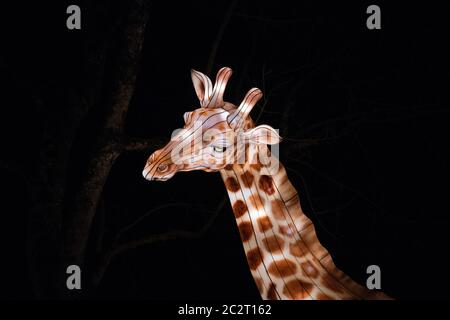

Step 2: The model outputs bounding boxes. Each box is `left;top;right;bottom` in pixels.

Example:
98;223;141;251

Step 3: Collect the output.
26;0;152;298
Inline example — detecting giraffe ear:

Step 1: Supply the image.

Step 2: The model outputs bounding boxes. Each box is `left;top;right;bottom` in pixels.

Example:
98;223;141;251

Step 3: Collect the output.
244;125;281;145
191;69;213;107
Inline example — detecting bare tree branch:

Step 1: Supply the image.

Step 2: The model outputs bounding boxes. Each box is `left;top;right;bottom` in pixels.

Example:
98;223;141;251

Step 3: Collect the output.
93;196;228;286
114;202;210;242
122;135;166;152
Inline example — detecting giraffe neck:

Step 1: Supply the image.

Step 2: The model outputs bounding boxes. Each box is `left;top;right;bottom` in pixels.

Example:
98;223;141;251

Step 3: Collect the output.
219;146;386;300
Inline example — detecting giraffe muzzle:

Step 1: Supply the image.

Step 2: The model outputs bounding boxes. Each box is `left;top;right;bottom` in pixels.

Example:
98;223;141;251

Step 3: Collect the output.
142;149;179;181
142;163;178;181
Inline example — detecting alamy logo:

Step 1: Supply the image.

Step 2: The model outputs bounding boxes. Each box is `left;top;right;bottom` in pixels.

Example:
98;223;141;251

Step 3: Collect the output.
66;5;81;30
66;265;81;290
366;5;381;30
366;265;382;290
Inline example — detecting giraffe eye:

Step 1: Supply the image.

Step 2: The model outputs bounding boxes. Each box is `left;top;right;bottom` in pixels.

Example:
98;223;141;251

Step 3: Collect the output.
213;146;226;153
157;164;168;172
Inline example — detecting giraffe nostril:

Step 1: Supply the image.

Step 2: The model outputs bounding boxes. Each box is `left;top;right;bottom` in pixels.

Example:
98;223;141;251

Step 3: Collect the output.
157;164;168;172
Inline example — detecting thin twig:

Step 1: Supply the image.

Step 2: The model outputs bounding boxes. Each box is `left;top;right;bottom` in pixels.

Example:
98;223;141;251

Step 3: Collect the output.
114;202;210;242
298;160;382;211
122;135;166;152
93;196;228;286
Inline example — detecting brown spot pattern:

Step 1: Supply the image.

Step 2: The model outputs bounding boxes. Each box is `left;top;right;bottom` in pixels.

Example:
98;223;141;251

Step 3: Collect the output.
283;280;313;300
224;164;234;171
216;122;227;130
289;240;307;257
257;216;273;232
241;170;254;188
316;293;334;300
279;224;296;237
268;259;297;278
271;199;286;220
249;194;264;210
264;235;284;253
259;175;275;195
238;221;253;242
322;274;344;293
266;284;278;300
246;247;263;270
250;163;262;171
232;200;248;218
255;278;264;294
301;261;319;278
226;177;240;192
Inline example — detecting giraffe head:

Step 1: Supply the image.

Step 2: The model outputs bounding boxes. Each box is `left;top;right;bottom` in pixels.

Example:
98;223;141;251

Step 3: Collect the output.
143;67;281;181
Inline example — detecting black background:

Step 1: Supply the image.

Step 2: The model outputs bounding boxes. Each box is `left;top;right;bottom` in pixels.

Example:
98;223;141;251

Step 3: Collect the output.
0;1;449;300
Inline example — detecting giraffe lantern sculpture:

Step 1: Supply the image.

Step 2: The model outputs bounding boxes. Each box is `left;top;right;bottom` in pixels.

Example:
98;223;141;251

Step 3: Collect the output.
143;67;390;300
